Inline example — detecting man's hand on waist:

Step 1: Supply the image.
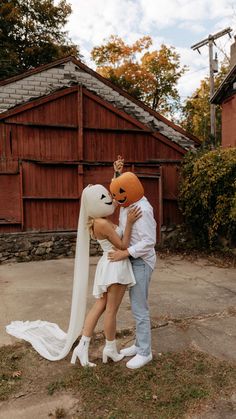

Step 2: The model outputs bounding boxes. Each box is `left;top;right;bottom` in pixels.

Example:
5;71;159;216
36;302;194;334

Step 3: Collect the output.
107;249;129;262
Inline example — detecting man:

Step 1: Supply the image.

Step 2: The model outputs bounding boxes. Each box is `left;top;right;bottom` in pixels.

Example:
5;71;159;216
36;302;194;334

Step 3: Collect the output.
108;157;157;369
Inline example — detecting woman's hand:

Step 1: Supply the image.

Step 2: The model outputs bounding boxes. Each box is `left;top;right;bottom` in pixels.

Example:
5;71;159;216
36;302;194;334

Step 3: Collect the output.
127;206;142;224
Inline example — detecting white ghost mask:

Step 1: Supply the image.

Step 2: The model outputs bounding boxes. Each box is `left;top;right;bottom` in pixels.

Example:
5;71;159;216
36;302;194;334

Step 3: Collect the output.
83;184;115;218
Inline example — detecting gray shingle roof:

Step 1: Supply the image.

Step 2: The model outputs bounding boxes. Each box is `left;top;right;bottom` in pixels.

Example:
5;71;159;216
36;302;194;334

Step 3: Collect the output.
0;58;198;151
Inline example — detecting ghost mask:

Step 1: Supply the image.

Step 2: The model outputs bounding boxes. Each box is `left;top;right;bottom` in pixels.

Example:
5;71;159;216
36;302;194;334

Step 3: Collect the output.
6;184;116;361
110;172;144;207
83;184;115;218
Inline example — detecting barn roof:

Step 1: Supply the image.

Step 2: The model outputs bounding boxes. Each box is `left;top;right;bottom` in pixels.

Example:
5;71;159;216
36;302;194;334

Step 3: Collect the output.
0;56;200;151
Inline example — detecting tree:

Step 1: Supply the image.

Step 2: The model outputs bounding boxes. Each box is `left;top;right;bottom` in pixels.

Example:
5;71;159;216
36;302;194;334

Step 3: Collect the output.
180;61;230;145
0;0;80;80
91;35;187;116
179;146;236;248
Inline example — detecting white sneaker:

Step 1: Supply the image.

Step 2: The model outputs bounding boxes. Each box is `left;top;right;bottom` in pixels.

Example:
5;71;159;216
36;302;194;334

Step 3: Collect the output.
120;344;138;357
126;353;153;369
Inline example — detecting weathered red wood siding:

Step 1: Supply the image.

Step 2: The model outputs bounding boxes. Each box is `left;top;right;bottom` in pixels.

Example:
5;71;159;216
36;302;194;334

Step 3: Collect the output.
221;96;236;147
0;85;185;240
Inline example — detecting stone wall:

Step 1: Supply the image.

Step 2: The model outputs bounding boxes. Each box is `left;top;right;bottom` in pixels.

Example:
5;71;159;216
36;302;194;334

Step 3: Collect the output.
0;231;102;264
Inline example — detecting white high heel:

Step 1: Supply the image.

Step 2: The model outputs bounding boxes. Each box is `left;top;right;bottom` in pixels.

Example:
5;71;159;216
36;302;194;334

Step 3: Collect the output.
71;349;78;364
71;336;96;367
102;340;124;363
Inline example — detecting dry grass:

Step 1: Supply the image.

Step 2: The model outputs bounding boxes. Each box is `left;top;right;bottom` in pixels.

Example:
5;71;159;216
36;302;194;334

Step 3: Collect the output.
1;342;236;418
157;248;236;268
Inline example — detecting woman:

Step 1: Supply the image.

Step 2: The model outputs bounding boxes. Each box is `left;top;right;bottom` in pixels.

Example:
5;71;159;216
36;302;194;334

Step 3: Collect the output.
6;184;140;364
71;194;141;367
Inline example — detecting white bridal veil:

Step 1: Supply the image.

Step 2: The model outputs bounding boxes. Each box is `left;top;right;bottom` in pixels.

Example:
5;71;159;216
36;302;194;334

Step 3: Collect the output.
6;185;115;361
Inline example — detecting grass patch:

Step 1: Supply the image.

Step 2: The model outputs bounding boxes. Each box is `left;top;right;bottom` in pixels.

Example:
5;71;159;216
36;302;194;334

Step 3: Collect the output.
0;343;26;400
1;343;236;418
50;350;236;419
47;379;67;396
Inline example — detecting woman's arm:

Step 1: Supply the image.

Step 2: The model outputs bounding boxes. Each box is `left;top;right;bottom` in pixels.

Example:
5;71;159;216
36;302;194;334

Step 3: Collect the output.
94;207;141;250
121;207;141;248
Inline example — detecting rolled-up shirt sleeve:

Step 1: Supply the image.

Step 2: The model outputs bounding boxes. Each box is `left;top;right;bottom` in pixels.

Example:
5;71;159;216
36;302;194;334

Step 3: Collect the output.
127;208;156;259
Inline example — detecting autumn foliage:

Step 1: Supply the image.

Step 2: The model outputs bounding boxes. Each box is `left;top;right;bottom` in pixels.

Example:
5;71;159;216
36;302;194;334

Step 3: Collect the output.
91;35;187;116
181;62;230;144
179;147;236;249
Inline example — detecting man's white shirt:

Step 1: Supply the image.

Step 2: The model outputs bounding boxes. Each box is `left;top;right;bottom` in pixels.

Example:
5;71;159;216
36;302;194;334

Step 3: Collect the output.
119;197;157;270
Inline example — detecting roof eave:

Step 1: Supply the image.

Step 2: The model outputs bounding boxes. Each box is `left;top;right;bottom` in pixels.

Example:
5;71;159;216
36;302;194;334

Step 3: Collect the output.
211;64;236;104
0;55;77;87
0;55;200;147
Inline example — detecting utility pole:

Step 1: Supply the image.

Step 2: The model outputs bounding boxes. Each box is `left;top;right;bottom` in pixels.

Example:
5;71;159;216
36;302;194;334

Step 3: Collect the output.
191;27;232;143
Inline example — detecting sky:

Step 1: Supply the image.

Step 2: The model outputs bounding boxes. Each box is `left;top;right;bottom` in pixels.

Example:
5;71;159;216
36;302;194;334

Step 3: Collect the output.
62;0;236;103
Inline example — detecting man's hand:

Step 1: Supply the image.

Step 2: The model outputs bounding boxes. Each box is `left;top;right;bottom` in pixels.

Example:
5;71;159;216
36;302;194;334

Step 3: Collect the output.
113;155;124;176
107;249;129;261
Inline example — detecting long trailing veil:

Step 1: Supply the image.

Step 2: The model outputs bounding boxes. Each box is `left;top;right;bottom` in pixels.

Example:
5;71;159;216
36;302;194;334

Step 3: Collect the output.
6;185;115;361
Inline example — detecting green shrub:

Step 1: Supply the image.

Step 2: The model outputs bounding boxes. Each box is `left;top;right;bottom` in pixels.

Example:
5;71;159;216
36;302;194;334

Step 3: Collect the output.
179;147;236;249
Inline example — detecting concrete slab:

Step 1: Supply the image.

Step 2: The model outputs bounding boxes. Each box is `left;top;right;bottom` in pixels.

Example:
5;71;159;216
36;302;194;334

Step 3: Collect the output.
152;315;236;362
0;393;79;419
0;255;236;363
187;393;236;419
0;257;134;346
150;256;236;320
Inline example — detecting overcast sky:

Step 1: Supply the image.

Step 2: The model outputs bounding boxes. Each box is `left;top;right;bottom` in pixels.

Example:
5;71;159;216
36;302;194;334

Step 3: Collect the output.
62;0;236;102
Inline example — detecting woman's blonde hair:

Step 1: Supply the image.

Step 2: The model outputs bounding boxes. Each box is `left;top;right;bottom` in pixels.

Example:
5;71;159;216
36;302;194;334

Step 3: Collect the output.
87;216;96;239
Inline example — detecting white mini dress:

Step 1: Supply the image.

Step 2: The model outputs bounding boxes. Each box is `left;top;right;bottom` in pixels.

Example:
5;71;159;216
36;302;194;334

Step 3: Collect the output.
92;226;136;298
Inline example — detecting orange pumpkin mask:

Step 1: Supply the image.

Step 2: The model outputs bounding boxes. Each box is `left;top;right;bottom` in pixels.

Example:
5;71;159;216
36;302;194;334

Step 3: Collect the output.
110;172;144;207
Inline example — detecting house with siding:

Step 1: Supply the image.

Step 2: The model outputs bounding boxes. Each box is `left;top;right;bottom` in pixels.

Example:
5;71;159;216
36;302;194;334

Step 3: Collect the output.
0;56;200;252
211;37;236;147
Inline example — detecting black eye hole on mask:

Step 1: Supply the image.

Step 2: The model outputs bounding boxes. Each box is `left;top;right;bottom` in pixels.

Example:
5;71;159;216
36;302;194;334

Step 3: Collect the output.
100;194;106;200
119;188;125;193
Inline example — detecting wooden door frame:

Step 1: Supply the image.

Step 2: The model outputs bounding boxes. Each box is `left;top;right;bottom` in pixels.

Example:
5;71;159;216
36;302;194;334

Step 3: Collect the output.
133;169;163;244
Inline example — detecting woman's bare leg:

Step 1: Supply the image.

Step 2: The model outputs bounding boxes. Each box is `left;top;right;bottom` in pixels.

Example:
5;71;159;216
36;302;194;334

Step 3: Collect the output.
104;284;126;340
83;295;107;337
71;295;108;366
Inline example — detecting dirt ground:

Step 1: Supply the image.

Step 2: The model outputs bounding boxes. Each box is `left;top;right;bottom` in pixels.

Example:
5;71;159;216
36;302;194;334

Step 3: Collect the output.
1;339;236;419
0;252;236;418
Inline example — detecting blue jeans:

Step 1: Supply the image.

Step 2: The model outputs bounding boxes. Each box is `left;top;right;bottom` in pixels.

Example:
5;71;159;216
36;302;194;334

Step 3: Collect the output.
129;258;153;356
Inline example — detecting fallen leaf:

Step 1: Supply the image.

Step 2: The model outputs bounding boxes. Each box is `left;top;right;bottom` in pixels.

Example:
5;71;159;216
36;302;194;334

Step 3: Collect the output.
12;370;22;378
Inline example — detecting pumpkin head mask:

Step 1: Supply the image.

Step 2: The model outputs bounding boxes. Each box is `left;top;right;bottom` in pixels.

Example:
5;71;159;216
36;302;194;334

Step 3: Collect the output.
110;172;144;207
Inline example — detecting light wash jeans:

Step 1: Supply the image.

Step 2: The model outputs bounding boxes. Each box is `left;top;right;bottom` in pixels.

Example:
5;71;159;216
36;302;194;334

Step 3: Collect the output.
129;257;153;356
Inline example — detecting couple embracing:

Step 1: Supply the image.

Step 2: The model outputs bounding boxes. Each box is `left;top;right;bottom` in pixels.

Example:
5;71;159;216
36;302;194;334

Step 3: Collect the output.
6;157;156;370
72;156;157;370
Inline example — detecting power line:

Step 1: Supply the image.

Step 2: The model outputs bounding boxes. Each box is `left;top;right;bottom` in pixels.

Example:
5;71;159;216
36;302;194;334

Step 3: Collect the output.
191;27;232;52
180;66;208;78
214;29;236;62
191;27;233;141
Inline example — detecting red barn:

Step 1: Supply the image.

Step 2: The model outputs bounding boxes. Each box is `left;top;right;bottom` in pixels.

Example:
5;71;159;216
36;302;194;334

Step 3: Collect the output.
0;56;199;243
